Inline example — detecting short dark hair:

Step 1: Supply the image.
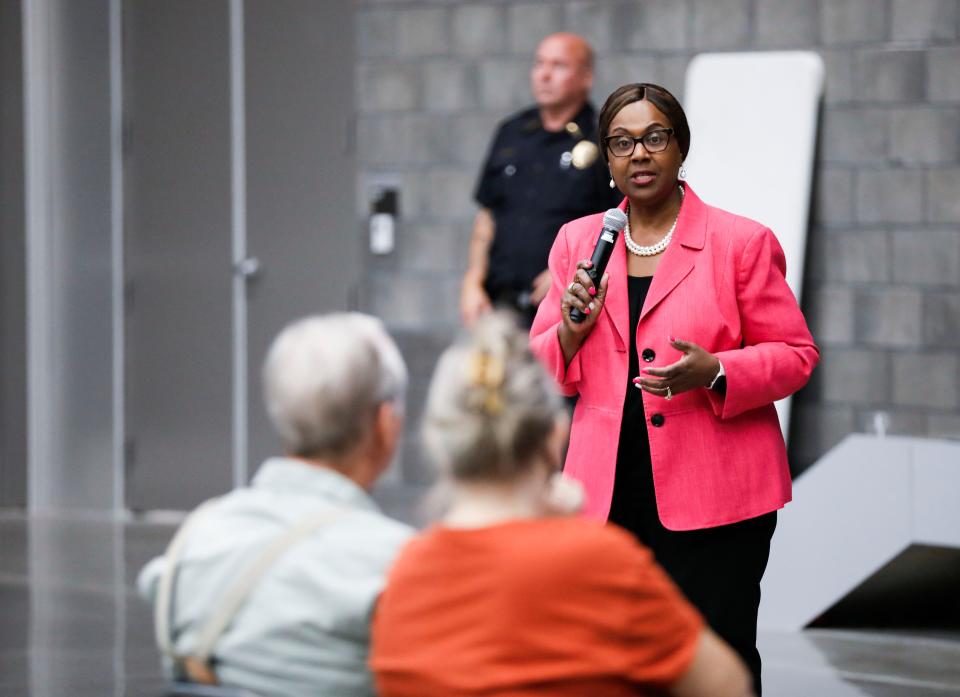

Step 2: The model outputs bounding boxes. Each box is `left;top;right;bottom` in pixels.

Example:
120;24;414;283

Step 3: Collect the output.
598;83;691;163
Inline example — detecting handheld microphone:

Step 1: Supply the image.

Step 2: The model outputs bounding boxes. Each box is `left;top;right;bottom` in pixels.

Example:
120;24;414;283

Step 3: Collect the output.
569;208;628;324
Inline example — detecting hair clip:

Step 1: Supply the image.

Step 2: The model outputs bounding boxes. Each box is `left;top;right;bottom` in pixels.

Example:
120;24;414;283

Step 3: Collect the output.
468;352;506;415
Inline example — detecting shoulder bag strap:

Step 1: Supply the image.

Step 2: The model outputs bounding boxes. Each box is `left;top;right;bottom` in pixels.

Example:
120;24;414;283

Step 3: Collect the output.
155;497;222;661
189;507;348;666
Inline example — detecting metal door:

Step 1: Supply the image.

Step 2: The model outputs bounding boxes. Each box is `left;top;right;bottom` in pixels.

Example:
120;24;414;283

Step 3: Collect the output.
123;0;358;508
243;0;358;472
123;0;234;510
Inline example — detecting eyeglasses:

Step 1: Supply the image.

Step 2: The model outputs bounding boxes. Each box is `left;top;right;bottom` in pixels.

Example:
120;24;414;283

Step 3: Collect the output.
603;128;675;158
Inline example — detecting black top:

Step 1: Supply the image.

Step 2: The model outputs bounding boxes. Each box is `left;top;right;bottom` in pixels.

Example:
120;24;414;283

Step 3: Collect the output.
474;103;621;298
608;275;655;538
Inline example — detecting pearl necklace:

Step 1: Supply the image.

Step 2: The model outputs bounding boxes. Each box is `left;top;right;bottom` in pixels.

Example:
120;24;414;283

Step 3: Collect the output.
624;185;685;257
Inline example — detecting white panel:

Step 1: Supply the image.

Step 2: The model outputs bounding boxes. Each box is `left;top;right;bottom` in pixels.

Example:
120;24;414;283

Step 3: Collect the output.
761;434;960;630
761;435;913;630
911;441;960;547
684;52;824;439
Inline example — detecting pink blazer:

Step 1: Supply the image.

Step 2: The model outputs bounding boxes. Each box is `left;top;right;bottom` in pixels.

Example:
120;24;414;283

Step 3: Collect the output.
530;185;819;530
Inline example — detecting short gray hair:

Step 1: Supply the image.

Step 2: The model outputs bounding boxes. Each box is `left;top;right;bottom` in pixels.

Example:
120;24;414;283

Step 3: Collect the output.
422;312;564;482
263;313;407;458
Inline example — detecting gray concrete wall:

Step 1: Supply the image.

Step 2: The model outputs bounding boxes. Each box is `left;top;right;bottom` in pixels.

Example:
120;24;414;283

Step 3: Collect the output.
355;0;960;474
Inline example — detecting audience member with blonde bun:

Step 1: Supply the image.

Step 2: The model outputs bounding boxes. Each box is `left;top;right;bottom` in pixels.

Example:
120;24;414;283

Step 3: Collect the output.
370;312;753;697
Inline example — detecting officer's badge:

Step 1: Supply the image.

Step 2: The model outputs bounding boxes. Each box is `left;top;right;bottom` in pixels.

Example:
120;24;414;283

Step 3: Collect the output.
564;122;599;169
571;140;599;169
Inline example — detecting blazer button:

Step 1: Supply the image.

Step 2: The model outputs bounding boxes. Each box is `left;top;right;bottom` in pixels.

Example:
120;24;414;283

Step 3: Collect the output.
641;348;656;362
651;413;665;427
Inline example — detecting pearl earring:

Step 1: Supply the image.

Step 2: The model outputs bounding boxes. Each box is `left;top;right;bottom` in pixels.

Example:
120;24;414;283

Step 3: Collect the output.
609;178;616;189
679;164;687;180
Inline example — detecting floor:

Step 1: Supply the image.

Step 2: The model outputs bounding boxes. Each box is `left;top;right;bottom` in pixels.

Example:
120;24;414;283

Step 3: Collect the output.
1;514;959;697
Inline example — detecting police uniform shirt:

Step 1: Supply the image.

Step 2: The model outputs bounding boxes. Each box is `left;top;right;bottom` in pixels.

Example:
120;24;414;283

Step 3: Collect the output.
474;102;621;299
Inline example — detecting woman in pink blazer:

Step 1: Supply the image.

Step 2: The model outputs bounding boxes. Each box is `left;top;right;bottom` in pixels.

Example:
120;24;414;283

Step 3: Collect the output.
530;83;818;696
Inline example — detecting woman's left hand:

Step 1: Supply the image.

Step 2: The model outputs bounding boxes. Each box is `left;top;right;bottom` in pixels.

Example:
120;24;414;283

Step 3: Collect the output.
633;338;720;399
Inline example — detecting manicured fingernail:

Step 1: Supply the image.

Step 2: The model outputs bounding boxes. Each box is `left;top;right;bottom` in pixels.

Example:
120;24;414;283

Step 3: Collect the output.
668;335;675;342
633;382;642;390
641;368;651;374
589;287;596;296
632;377;642;383
584;306;591;315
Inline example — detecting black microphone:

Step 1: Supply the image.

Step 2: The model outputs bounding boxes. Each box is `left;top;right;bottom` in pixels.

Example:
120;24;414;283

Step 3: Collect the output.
569;208;628;324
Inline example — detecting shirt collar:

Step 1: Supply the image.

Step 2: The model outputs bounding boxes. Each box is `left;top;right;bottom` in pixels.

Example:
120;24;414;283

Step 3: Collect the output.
571;101;596;132
251;457;380;513
524;102;596;134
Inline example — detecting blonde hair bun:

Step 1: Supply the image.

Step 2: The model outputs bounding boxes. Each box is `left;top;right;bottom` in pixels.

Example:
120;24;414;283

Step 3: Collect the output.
423;311;564;482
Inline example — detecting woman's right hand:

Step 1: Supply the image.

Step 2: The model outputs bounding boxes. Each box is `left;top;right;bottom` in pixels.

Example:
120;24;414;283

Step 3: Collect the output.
558;260;610;364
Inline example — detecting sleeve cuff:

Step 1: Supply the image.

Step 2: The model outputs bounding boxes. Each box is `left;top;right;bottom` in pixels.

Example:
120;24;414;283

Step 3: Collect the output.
708;360;725;390
555;328;582;396
705;351;740;419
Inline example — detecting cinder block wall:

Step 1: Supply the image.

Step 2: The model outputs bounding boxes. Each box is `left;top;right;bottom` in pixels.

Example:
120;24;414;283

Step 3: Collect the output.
355;0;960;477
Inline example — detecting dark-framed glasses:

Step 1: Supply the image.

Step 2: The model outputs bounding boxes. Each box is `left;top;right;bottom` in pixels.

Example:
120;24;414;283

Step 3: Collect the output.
603;128;675;157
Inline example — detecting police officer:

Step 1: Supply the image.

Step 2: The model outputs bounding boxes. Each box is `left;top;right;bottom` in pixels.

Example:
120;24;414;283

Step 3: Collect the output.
460;33;621;327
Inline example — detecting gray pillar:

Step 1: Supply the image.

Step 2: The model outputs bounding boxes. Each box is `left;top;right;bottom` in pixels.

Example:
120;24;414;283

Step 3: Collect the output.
23;0;119;514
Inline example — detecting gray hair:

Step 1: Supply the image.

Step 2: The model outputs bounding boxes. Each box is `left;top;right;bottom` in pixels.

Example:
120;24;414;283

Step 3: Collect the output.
422;312;564;482
263;313;407;458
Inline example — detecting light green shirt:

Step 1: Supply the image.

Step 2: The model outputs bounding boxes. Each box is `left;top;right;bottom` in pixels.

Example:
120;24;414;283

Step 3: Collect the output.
138;457;414;697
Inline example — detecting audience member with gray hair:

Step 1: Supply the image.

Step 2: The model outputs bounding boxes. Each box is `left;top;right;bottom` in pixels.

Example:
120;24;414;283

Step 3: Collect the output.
139;313;413;697
370;312;753;697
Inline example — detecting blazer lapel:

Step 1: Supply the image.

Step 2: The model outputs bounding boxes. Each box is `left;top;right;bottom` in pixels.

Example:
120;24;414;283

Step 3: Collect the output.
602;197;630;352
639;184;707;323
604;229;629;352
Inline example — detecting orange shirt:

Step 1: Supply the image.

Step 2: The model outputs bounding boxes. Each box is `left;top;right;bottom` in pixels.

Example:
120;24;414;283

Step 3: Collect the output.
370;517;703;697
